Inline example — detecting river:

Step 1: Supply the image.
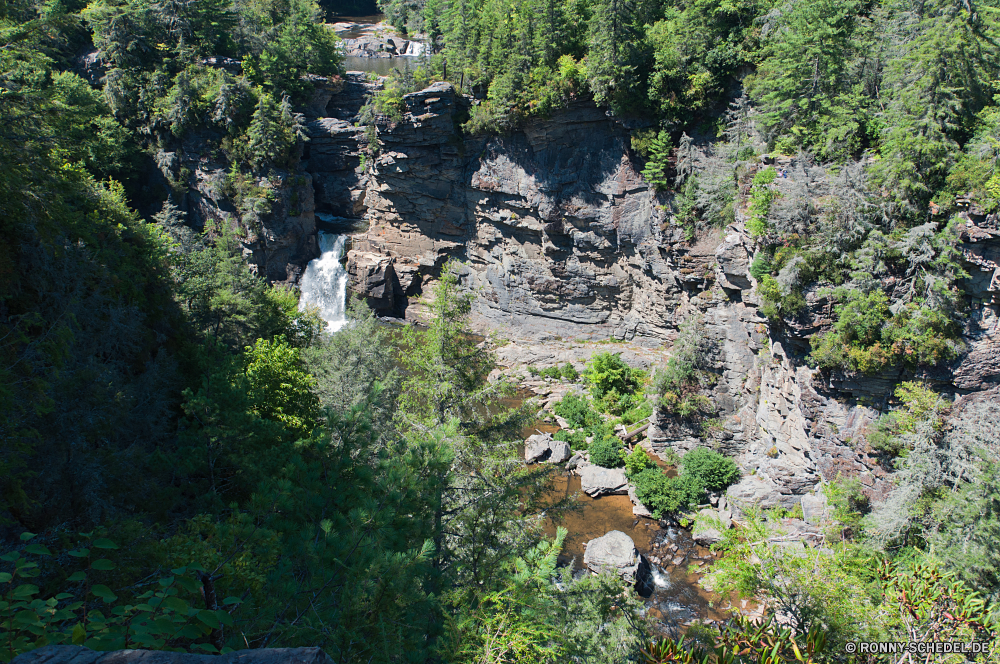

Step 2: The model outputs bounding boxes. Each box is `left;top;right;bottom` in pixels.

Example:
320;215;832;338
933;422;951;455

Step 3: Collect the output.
331;14;427;76
504;392;732;634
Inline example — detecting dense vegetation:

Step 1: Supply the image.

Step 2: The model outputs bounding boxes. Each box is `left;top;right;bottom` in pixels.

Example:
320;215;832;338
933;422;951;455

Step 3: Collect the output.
373;0;998;376
0;2;642;659
4;0;1000;660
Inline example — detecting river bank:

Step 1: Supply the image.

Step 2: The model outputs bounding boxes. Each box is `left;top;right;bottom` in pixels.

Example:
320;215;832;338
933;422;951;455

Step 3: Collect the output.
495;335;743;634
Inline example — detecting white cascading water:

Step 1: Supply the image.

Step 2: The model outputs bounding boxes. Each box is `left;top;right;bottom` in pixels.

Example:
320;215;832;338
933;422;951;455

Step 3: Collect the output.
402;40;425;57
651;566;672;589
299;232;350;332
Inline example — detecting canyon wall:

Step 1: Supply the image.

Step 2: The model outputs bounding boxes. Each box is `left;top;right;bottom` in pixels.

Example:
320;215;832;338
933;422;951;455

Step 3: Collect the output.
179;74;1000;510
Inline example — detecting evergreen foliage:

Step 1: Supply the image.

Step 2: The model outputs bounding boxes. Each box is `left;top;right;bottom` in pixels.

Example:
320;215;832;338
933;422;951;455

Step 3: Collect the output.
639;130;672;192
588;434;624;468
584;351;645;415
680;447;740;492
6;0;1000;659
654;317;715;419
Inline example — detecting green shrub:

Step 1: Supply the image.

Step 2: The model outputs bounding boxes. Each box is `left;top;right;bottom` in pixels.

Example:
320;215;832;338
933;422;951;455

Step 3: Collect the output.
624;446;658;476
866;382;947;456
554;393;601;429
585;352;643;404
599;389;649;417
654;317;715;419
553;429;588;448
631;469;705;518
747;167;777;238
750;254;773;281
640;614;828;664
589;434;625;468
530;365;563;379
0;534;239;659
559;362;580;381
630;128;658;158
810;290;964;374
681;447;740;491
619;398;653;427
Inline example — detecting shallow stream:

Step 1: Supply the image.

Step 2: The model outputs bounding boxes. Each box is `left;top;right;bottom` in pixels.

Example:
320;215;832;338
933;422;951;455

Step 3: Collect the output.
505;390;730;633
332;15;427;76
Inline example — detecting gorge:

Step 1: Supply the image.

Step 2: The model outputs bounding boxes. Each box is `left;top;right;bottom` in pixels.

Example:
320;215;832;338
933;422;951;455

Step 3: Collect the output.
5;0;1000;660
197;69;1000;515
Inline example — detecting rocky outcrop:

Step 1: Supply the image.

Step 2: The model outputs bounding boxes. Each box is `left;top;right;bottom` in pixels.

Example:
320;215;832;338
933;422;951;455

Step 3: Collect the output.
953;213;1000;391
290;78;1000;508
692;507;733;546
524;432;571;463
346;250;403;316
583;530;648;585
578;463;628;497
174;162;319;284
11;647;330;664
339;83;700;343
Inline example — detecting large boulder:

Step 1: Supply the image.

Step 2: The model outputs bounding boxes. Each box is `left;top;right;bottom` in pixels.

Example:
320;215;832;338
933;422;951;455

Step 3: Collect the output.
726;474;799;513
523;433;571;463
715;232;752;290
583;530;644;584
11;647;331;664
347;250;403;317
578;462;628;497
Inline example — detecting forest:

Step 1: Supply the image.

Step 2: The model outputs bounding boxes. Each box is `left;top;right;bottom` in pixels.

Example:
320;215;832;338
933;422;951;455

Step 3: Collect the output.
2;0;1000;662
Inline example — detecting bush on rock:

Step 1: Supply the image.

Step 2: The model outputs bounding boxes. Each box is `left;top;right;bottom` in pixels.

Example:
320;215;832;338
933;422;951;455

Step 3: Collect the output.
681;447;740;491
589;434;625;468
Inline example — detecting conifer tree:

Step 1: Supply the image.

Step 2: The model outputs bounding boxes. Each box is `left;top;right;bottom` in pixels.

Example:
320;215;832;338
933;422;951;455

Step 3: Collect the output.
750;0;866;158
641;130;672;191
247;93;286;168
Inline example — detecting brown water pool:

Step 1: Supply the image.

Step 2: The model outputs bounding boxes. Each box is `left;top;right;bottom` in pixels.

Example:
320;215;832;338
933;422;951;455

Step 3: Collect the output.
541;470;731;635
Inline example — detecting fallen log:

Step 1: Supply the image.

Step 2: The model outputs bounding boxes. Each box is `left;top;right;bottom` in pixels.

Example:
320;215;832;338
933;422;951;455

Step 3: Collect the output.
620;422;649;441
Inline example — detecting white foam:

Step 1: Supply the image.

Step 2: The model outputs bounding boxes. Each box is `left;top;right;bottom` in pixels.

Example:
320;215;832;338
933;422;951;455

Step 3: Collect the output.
299;232;350;332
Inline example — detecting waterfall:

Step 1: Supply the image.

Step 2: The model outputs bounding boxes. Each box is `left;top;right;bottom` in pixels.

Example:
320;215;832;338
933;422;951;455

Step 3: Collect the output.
299;232;350;332
402;40;424;57
651;566;672;589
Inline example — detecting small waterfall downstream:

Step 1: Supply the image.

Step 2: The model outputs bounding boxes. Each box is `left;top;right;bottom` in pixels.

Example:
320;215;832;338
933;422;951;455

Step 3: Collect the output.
299;232;350;332
402;40;424;57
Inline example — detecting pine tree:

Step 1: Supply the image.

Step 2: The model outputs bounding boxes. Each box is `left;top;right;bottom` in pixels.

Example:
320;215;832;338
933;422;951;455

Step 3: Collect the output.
872;0;1000;214
641;130;672;191
750;0;866;158
246;93;287;168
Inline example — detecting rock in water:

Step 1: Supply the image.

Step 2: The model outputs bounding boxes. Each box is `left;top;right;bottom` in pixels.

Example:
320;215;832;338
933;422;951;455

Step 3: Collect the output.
549;439;571;463
583;530;643;584
524;433;553;462
565;452;585;470
578;463;628;496
523;433;571;463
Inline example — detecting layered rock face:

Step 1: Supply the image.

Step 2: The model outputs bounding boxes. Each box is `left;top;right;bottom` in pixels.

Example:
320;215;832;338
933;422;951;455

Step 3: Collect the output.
323;82;694;338
298;79;1000;511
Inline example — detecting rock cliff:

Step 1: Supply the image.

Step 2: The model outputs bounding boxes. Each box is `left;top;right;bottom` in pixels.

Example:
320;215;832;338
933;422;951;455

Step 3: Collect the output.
293;77;1000;510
